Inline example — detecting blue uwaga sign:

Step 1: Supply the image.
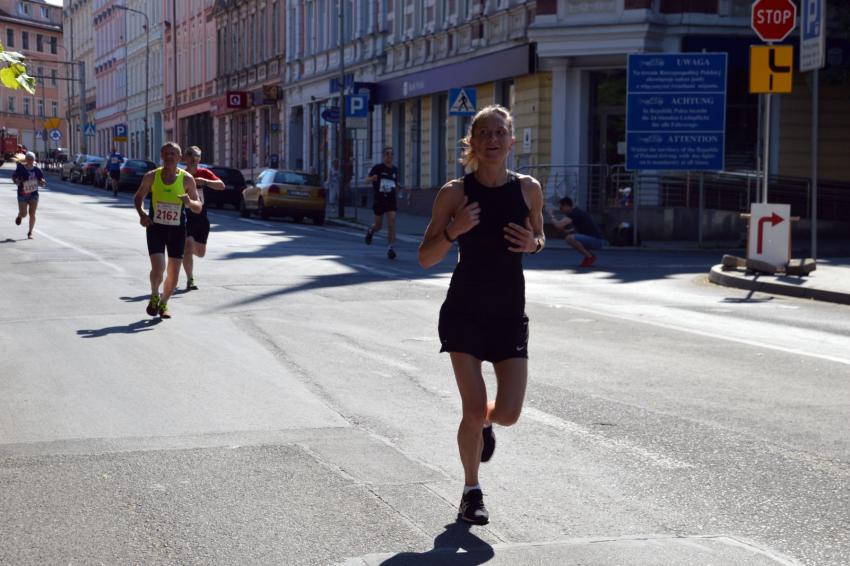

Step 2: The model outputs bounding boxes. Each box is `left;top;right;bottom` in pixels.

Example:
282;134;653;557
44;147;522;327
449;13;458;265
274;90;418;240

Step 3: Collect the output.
626;53;728;171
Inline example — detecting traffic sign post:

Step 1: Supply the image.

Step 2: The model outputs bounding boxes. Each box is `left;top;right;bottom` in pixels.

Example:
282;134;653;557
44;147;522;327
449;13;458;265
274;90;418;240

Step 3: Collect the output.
751;0;797;42
801;0;825;260
747;203;791;266
749;46;794;93
625;53;728;171
751;0;797;204
112;123;128;143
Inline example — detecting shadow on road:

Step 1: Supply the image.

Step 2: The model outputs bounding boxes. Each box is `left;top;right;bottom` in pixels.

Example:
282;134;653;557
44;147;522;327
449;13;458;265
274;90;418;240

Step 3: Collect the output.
1;238;16;244
377;521;495;565
77;318;162;338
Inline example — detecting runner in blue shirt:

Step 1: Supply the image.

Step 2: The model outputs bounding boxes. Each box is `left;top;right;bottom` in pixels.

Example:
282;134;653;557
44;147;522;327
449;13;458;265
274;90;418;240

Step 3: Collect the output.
107;147;124;196
12;151;46;239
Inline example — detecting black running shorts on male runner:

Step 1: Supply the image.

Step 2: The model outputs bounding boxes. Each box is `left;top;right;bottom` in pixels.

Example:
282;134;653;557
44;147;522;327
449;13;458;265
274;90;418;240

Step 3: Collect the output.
438;307;529;363
186;208;211;245
373;191;397;216
146;224;186;258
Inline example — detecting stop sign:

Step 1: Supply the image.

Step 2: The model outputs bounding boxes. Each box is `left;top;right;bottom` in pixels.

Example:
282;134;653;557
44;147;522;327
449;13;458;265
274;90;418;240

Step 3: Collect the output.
752;0;798;42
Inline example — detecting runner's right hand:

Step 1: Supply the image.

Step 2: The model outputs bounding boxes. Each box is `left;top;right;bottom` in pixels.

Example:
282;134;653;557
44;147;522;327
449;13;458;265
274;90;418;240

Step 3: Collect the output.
449;196;480;238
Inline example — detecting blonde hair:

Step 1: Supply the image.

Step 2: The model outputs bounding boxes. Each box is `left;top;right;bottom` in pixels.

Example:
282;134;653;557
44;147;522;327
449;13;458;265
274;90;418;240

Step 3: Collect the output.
185;145;202;157
160;141;182;155
458;104;514;172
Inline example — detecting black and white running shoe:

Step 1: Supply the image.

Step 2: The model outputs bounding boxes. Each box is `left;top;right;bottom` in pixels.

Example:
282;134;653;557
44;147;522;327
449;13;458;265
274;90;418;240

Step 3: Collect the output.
481;425;496;462
365;228;374;245
458;489;489;525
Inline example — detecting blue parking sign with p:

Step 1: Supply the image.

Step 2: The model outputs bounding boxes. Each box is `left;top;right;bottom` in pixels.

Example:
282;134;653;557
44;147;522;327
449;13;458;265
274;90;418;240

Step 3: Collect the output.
346;94;368;118
113;123;128;141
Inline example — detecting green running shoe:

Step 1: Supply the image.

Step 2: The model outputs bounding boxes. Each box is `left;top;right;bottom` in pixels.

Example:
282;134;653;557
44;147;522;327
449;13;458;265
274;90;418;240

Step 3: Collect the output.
158;302;171;319
146;295;160;317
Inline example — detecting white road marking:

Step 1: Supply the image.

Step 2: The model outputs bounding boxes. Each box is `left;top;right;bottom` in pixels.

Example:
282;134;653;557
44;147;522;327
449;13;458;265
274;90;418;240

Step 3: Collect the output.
349;263;404;278
552;302;850;367
523;407;695;470
34;229;126;275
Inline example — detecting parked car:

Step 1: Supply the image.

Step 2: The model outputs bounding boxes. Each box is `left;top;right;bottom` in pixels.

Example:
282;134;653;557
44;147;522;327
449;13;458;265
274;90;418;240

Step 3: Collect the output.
240;169;325;224
61;153;85;181
71;155;105;184
111;159;157;192
204;165;247;210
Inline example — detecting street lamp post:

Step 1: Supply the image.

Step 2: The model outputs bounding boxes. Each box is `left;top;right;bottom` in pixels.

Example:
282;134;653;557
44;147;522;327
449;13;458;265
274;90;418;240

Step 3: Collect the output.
114;4;150;161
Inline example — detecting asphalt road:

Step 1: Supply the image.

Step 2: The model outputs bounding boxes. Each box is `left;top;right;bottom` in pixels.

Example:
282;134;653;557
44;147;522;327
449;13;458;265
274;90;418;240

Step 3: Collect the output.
1;168;848;566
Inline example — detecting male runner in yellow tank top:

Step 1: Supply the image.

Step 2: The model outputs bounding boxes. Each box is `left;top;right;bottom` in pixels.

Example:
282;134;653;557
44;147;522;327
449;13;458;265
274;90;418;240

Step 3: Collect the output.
133;142;203;318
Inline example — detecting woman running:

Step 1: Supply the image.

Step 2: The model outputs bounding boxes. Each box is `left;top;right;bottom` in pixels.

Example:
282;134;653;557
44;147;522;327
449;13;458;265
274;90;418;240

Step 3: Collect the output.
418;104;545;525
12;152;46;239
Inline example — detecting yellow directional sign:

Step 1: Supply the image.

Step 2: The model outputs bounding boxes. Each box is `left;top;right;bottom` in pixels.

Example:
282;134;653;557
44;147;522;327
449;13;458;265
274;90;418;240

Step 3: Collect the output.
750;45;794;93
43;117;61;130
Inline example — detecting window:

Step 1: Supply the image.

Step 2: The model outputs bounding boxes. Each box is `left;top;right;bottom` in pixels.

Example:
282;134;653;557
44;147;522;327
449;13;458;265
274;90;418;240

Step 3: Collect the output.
51;69;57;86
36;34;43;52
272;2;279;54
259;8;265;59
36;66;42;85
6;29;13;48
38;99;44;117
7;96;14;113
41;6;49;19
50;37;56;54
21;32;28;50
51;101;57;117
18;3;29;15
23;97;30;115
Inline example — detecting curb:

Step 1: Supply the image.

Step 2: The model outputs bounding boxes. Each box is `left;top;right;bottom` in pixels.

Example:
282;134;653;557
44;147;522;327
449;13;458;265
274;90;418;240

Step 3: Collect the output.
708;264;850;305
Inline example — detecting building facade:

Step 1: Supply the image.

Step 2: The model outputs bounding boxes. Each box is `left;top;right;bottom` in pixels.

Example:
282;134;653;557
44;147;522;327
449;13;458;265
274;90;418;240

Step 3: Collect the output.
124;0;164;161
91;0;127;155
212;0;285;176
163;0;217;158
62;0;96;156
530;0;850;214
0;0;65;156
282;0;541;198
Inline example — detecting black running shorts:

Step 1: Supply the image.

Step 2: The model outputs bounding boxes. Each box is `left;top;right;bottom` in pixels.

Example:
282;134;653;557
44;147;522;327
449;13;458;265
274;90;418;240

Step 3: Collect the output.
186;208;211;245
438;307;529;363
109;170;121;180
373;191;397;216
146;223;186;258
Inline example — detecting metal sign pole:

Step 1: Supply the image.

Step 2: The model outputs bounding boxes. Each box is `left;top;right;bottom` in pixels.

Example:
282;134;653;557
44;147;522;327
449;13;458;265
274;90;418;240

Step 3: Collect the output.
763;92;771;203
811;68;819;260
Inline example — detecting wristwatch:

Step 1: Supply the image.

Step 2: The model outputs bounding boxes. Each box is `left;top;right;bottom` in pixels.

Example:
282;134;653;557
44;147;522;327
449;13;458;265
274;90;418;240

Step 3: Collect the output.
530;238;543;254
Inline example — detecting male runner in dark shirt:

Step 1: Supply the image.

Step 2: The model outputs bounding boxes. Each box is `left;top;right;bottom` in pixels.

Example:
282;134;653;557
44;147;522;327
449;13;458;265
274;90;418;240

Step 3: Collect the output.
364;147;401;259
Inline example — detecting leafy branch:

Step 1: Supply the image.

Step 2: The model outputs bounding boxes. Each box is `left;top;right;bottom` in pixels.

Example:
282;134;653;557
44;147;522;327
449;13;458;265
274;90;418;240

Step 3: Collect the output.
0;42;36;95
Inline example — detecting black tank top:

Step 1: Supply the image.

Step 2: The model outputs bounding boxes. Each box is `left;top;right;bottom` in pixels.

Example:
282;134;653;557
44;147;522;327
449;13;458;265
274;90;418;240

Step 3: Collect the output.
443;172;529;318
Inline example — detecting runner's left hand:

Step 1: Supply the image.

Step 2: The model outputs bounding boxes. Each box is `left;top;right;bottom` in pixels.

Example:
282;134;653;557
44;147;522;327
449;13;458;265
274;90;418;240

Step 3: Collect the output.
504;218;536;253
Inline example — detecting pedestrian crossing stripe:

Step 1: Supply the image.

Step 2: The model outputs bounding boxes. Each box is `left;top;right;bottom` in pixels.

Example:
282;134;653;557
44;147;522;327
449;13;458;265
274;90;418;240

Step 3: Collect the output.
448;87;477;116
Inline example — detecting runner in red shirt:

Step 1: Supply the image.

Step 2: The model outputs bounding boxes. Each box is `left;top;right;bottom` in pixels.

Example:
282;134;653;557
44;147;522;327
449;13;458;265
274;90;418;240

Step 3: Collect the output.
182;146;225;290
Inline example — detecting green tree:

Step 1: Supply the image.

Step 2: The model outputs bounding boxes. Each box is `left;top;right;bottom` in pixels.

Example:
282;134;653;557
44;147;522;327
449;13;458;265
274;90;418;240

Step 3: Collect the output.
0;42;35;94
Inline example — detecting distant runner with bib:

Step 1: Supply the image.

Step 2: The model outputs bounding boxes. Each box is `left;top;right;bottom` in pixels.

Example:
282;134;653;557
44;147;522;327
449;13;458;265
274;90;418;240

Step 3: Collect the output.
12;151;46;239
107;147;124;196
133;142;203;319
365;147;401;260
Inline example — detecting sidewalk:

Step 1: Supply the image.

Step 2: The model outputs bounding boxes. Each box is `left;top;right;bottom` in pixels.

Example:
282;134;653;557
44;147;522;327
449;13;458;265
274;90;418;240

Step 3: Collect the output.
709;259;850;305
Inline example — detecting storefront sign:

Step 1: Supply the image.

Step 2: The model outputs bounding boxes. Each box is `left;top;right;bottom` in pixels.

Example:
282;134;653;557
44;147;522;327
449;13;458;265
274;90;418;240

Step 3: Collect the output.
377;45;534;103
626;53;727;171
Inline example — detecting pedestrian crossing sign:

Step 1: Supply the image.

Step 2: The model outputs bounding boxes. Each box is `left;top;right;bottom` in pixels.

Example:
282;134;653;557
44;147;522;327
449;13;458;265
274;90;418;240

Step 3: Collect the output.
448;88;477;116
